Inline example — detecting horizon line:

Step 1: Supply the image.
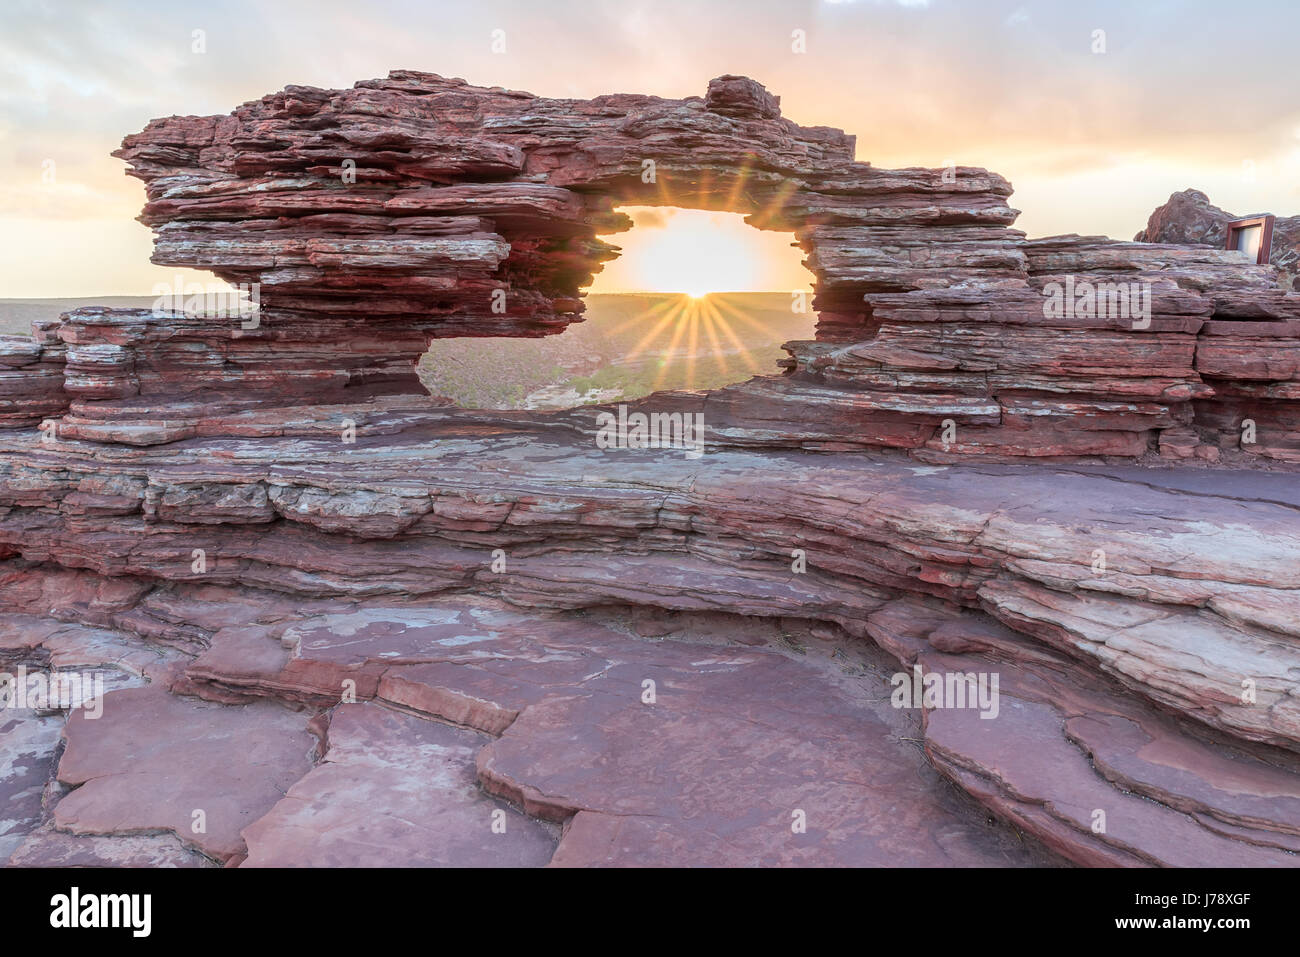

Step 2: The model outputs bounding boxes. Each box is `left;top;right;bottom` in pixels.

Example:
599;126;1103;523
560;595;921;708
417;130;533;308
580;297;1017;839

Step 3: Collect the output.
0;290;810;302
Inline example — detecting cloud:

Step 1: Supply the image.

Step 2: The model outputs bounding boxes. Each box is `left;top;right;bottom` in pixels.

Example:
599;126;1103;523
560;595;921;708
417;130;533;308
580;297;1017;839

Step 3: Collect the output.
4;0;1299;294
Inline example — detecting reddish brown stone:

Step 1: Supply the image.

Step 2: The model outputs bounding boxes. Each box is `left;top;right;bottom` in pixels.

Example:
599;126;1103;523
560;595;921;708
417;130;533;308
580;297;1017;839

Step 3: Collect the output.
2;73;1300;870
52;685;316;862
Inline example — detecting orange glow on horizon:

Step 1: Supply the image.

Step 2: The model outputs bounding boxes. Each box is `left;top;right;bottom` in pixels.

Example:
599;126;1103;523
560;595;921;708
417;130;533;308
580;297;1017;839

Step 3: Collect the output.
604;292;772;392
588;205;812;297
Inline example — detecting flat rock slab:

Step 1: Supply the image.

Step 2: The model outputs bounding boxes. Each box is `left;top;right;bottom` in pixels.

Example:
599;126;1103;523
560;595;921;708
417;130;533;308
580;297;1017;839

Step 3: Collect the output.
9;825;215;867
0;709;62;861
477;638;1047;867
10;567;1298;866
53;685;316;862
269;599;1052;864
241;702;556;867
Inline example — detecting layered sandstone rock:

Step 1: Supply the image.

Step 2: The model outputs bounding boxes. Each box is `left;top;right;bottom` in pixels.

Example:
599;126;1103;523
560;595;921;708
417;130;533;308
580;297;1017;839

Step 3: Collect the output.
1137;188;1300;291
2;73;1298;868
78;72;1032;448
0;75;1287;461
0;321;69;429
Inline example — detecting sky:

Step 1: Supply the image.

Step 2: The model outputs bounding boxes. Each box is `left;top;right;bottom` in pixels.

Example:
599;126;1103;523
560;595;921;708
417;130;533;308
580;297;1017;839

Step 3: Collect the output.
3;0;1299;297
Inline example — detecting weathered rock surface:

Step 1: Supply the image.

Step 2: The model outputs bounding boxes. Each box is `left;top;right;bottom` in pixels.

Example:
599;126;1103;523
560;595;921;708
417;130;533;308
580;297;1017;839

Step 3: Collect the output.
2;73;1299;868
0;710;63;861
51;684;316;862
1;575;1059;867
869;600;1299;866
474;632;1031;867
1138;188;1300;291
2;419;1298;866
9;826;215;867
241;702;557;867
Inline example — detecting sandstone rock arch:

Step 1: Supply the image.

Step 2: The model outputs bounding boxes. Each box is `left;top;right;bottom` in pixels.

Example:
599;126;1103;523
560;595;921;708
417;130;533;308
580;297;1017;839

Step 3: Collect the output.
8;70;1300;460
111;73;1021;396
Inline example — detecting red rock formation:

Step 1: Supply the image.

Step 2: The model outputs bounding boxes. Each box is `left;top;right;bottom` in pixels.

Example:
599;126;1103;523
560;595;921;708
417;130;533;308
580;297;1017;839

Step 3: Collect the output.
1138;188;1300;291
3;76;1293;461
2;74;1299;868
0;321;69;429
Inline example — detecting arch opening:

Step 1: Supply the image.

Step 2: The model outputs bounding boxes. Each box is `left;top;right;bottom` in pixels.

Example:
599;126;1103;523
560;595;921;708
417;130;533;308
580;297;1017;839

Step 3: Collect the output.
418;206;815;410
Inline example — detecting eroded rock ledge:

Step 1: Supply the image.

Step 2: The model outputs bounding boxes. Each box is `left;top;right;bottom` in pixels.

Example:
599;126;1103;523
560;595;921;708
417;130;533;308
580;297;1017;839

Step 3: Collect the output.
3;417;1298;866
4;72;1297;459
1;73;1298;867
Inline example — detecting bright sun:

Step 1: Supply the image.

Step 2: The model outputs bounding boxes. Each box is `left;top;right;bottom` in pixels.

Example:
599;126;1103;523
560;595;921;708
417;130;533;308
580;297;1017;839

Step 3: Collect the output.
571;202;819;393
590;206;808;297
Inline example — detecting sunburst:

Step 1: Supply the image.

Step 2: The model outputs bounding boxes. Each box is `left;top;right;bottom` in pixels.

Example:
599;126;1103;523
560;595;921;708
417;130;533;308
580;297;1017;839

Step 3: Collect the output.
582;167;812;386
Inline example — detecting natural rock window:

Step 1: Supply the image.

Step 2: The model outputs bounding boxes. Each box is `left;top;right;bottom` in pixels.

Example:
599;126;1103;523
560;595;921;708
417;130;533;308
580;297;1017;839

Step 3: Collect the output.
418;206;814;410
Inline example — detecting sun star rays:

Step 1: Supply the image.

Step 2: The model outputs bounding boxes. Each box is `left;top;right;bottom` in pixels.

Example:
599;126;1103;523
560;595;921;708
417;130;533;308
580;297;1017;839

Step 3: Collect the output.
576;177;813;395
617;293;769;392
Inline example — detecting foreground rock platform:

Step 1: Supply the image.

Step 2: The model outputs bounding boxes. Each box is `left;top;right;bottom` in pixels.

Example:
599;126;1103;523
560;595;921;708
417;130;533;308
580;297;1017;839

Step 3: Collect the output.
1;416;1297;867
